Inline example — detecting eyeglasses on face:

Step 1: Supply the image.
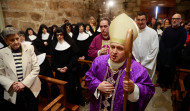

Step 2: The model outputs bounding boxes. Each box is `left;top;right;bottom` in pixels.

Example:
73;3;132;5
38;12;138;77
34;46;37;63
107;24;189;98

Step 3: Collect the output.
56;33;63;36
172;18;181;20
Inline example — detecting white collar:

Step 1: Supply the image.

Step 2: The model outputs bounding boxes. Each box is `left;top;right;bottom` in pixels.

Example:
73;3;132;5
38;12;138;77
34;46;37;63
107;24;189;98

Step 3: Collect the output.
42;33;49;40
77;32;89;41
55;40;71;51
29;35;37;41
97;27;101;32
68;32;73;37
108;58;126;70
86;31;92;36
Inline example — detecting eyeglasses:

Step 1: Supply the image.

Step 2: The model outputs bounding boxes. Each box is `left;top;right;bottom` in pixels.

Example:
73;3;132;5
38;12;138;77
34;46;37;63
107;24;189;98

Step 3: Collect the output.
172;18;181;20
56;33;63;36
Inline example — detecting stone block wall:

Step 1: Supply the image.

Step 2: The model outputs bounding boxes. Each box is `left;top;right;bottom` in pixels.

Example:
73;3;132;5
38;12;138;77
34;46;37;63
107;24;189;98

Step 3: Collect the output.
99;0;141;20
1;0;99;32
2;0;189;32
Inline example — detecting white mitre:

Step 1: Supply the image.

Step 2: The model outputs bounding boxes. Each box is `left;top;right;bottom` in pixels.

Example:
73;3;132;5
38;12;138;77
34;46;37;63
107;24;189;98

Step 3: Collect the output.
109;13;139;44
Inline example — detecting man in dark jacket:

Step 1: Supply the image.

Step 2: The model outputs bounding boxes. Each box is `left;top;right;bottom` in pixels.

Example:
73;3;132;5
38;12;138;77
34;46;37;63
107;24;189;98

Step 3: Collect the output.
157;13;187;91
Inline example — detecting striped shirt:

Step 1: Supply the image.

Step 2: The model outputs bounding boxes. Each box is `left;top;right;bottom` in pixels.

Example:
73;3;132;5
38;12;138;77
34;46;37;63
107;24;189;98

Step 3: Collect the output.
12;52;23;81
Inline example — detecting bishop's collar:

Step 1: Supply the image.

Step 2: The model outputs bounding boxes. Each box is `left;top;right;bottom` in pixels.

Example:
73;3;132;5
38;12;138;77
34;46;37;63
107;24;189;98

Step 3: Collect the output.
108;58;126;71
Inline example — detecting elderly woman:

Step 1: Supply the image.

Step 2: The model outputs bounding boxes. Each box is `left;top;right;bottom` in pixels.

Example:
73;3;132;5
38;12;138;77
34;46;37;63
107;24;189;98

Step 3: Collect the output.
51;27;84;106
0;27;41;111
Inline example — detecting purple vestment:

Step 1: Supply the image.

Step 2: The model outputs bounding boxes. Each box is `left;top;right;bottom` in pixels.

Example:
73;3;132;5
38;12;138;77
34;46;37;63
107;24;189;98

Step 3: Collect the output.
85;55;155;111
88;34;110;59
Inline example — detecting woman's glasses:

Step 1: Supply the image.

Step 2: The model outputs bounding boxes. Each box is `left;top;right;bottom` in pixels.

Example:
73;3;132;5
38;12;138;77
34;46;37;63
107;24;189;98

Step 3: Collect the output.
56;33;63;36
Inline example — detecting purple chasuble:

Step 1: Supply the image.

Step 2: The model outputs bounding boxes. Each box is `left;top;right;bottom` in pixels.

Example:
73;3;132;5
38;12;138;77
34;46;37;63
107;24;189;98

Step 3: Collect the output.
85;55;155;111
88;34;110;59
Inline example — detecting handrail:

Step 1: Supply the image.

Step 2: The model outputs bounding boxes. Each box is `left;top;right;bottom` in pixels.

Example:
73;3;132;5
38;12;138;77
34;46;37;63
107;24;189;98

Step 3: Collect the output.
176;67;190;73
38;75;68;85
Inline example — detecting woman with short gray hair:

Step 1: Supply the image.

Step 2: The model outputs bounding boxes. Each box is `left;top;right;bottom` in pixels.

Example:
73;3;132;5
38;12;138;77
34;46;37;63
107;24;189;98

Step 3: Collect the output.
0;27;41;111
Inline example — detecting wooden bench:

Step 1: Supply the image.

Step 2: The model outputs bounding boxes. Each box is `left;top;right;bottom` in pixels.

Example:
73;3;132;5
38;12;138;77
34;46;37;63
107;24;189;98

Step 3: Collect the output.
176;67;190;92
175;67;190;102
77;59;93;103
38;75;79;111
44;55;93;104
77;59;92;89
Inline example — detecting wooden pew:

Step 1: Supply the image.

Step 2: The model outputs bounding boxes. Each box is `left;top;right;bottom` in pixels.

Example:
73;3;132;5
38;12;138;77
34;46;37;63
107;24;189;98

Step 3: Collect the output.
77;59;93;89
44;55;93;104
38;75;79;111
176;67;190;92
78;59;93;67
175;67;190;102
77;59;93;103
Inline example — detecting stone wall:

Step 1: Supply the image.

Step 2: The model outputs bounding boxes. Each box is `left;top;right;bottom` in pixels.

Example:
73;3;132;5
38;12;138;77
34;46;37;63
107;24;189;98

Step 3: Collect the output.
99;0;141;20
1;0;100;32
97;0;190;21
2;0;189;32
0;2;5;32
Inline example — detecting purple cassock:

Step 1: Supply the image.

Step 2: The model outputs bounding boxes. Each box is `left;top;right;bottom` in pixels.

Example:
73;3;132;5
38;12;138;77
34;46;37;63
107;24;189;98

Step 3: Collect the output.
85;55;155;111
88;33;110;59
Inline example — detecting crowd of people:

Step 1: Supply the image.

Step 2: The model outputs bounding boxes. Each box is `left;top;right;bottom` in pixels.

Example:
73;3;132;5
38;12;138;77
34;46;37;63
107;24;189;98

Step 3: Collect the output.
0;11;189;111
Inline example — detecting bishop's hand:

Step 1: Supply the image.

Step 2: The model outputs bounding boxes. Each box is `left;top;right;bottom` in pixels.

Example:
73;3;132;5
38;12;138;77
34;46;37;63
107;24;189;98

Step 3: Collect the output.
97;81;115;94
123;79;135;93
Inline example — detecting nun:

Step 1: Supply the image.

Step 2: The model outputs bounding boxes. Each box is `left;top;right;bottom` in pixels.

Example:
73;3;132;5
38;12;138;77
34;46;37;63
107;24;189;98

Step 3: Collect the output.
51;27;85;106
34;24;51;54
25;28;37;42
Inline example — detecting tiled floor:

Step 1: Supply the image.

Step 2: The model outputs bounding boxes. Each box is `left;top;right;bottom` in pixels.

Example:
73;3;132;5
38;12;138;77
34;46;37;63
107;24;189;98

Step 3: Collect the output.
79;74;174;111
79;87;174;111
145;73;173;111
145;87;173;111
79;103;90;111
